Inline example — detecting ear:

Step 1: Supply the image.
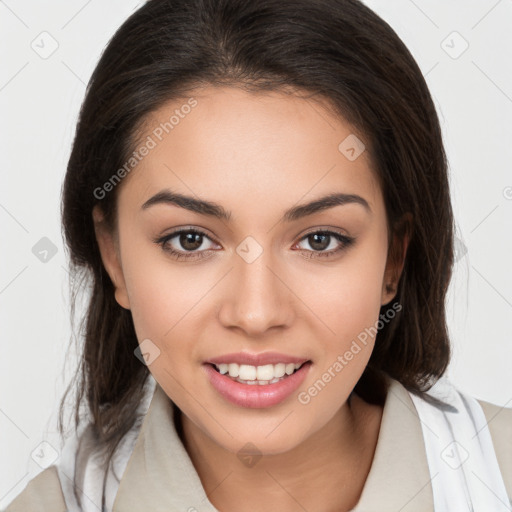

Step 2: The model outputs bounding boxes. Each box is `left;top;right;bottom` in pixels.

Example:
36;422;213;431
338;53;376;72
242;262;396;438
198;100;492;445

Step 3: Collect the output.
92;205;131;310
381;213;412;306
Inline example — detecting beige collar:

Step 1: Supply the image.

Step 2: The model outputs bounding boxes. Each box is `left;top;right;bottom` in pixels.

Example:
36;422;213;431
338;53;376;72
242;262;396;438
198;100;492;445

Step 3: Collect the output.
113;376;434;511
351;375;434;511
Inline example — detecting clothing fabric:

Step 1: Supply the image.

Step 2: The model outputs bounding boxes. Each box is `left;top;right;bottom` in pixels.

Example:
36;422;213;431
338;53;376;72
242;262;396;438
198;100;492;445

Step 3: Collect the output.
409;377;511;511
56;376;157;512
3;373;512;511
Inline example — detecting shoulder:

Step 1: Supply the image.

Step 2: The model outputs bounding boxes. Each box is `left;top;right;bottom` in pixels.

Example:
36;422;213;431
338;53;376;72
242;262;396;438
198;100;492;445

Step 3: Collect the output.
477;398;512;497
2;465;67;512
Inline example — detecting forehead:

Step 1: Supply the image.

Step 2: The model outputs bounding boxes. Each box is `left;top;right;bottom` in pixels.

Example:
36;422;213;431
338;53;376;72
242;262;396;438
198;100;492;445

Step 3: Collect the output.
117;85;382;219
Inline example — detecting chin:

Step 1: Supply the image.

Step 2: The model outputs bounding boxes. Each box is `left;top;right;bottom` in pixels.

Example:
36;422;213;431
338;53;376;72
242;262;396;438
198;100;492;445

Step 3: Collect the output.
210;412;313;456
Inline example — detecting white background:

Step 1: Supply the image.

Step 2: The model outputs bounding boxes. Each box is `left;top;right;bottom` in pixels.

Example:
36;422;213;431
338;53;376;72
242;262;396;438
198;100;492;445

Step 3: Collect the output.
1;0;511;508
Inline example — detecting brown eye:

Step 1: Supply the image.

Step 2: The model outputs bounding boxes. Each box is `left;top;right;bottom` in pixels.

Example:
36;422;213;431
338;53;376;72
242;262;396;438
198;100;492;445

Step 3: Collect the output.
295;230;355;258
154;228;220;261
307;233;331;251
179;232;204;251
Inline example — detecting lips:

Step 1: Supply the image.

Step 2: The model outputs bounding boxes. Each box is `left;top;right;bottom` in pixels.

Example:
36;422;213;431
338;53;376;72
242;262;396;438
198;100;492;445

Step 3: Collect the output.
203;352;312;408
205;351;310;366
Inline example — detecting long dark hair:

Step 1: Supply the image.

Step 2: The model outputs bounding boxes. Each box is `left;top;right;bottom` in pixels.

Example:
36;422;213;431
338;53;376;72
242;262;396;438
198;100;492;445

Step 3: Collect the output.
59;0;453;504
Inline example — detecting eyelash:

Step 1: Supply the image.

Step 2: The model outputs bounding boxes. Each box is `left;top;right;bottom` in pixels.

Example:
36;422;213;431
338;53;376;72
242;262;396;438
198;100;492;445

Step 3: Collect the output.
153;227;355;261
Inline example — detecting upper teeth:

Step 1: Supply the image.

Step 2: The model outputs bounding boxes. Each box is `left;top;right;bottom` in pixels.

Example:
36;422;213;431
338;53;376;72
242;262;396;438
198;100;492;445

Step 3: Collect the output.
215;362;303;380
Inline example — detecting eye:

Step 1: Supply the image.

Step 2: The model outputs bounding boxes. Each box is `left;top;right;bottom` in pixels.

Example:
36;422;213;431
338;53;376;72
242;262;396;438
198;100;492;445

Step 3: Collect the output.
153;228;220;261
154;227;355;262
293;230;355;258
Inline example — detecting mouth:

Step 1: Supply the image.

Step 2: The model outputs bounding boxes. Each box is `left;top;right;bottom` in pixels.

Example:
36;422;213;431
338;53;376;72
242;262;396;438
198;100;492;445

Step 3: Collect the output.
202;357;312;408
208;361;309;385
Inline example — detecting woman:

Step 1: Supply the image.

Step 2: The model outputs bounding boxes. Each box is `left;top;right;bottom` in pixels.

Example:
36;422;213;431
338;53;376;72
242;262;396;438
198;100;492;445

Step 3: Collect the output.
5;0;511;511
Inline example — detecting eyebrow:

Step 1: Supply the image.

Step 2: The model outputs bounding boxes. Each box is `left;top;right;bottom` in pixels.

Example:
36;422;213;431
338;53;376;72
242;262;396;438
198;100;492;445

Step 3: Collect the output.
141;189;371;222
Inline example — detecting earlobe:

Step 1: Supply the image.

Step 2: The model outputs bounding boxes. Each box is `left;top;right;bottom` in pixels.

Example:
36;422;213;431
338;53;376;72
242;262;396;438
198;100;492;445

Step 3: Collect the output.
381;213;412;306
381;282;397;307
92;205;131;310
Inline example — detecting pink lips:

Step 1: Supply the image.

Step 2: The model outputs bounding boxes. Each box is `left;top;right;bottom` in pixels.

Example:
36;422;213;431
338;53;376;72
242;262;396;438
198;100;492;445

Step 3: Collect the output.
203;355;312;408
205;351;310;366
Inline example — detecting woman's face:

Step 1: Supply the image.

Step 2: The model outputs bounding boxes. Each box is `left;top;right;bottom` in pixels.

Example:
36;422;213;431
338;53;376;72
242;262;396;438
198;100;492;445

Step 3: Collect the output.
94;85;401;455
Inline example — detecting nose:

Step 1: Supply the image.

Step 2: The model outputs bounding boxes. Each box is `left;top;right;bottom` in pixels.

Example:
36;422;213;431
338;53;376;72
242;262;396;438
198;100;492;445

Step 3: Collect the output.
217;247;294;337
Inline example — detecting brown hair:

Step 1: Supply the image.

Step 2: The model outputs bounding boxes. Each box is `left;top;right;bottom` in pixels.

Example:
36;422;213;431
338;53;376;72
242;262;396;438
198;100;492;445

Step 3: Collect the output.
59;0;453;505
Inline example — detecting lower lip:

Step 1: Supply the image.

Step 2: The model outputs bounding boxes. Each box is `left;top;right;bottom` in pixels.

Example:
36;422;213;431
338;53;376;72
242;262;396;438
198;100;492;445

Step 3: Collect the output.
203;362;312;408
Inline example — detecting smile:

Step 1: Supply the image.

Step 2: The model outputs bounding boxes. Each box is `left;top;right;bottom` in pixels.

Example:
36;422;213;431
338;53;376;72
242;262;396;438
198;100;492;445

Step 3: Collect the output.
213;362;305;385
203;359;312;408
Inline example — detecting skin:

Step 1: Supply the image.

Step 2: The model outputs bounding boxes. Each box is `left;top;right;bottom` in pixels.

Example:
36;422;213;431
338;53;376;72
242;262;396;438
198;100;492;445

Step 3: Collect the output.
93;85;409;512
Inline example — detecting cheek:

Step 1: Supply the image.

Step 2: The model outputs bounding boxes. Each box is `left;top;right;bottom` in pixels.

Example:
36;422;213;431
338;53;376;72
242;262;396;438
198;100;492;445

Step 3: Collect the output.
302;237;388;343
122;255;172;339
119;239;219;375
294;244;388;425
119;231;197;330
121;253;201;397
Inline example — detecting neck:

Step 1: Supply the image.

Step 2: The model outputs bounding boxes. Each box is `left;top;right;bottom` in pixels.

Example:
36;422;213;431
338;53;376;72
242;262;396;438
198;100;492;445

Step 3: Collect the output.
179;393;383;512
